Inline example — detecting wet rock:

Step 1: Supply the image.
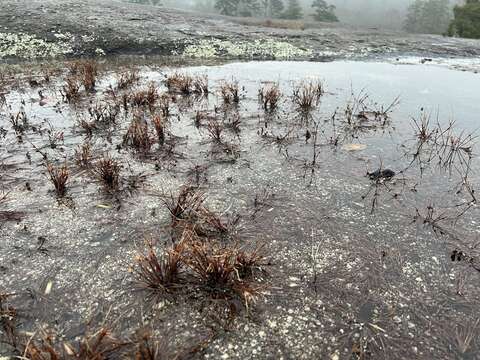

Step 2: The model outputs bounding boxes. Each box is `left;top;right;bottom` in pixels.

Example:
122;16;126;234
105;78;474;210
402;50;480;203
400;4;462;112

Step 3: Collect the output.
367;169;396;181
2;0;480;60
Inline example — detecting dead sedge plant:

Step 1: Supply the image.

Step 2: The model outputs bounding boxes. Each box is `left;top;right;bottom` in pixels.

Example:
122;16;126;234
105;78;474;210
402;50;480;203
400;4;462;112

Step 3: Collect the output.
164;186;204;225
68;60;99;91
182;238;265;308
0;92;7;109
76;118;97;138
405;113;476;181
123;116;154;154
61;76;81;103
132;329;169;360
224;112;241;135
193;75;209;96
166;73;208;97
46;162;69;197
132;327;214;360
412;111;435;143
117;69;140;90
20;327;128;359
88;102;120;125
194;111;208;128
205;119;224;144
95;155;121;191
0;292;18;349
344;88;399;127
9;109;28;134
259;83;281;112
130;83;159;110
220;80;240;105
166;72;193;95
74;143;93;168
81;60;98;92
133;239;187;299
158;94;171;117
152;115;165;147
293;80;323;112
436;122;476;176
162;186;229;238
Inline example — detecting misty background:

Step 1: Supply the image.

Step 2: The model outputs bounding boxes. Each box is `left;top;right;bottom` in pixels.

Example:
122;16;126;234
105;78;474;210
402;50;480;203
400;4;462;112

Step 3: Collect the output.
127;0;467;32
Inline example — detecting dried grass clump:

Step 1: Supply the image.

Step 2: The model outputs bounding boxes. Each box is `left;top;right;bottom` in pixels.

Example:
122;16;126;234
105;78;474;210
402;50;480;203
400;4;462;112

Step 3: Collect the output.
152;115;165;147
0;92;6;109
76;118;97;138
68;60;99;91
88;102;120;125
182;238;265;307
132;329;169;360
81;60;99;92
164;186;204;225
0;292;17;348
259;83;281;112
165;73;209;97
205;119;224;144
130;83;159;109
74;143;93;168
133;230;266;309
293;80;324;111
133;239;187;298
9;109;28;134
95;155;121;191
3;316;211;360
220;80;240;105
193;75;209;96
20;327;127;359
163;186;229;238
46;162;69;197
123;117;154;154
117;69;140;90
412;112;435;143
166;72;194;95
62;76;81;103
158;94;171;117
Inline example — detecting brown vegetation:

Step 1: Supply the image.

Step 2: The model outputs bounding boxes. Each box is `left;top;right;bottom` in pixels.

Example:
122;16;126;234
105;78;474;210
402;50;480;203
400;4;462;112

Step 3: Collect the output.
293;80;324;111
46;162;69;197
95;155;121;191
259;83;282;112
123;116;154;154
117;69;140;90
220;81;240;105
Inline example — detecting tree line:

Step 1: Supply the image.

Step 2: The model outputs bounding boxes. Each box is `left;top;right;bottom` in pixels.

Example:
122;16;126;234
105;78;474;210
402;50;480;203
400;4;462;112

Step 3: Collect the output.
129;0;480;39
214;0;337;21
129;0;339;22
404;0;480;38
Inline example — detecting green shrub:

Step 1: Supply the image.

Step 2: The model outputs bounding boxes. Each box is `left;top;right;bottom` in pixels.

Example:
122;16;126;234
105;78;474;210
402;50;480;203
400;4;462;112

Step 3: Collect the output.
448;0;480;39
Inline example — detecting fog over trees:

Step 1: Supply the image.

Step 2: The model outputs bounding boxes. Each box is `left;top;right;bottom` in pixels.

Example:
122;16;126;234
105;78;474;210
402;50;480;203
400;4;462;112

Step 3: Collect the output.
128;0;470;33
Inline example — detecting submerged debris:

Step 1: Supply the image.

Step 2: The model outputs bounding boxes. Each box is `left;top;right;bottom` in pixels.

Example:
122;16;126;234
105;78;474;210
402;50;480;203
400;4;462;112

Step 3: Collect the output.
367;168;396;181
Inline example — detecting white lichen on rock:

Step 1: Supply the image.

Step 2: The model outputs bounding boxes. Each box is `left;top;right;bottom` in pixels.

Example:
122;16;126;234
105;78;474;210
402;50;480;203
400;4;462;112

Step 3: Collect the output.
95;47;106;56
0;32;73;59
182;38;313;59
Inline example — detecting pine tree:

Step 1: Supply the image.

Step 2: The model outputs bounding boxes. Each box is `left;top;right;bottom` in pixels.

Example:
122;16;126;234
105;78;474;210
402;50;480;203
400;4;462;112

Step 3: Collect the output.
215;0;238;16
215;0;261;17
238;0;261;17
281;0;303;19
271;0;285;17
260;0;285;18
311;0;338;22
448;0;480;38
404;0;451;34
